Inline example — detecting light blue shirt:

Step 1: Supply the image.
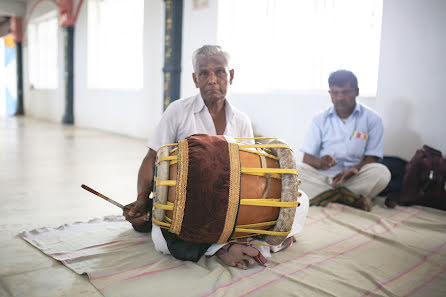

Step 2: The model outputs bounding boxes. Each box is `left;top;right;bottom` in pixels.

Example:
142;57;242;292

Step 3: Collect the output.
300;103;384;177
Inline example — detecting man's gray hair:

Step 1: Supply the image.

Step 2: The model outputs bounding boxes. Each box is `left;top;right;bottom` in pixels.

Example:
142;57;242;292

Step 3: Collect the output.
192;45;231;73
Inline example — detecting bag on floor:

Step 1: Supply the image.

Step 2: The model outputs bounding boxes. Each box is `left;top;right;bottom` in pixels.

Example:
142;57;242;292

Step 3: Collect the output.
385;145;446;210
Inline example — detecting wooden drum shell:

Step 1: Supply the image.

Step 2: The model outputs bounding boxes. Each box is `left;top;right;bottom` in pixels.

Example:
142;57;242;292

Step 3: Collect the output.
165;149;282;239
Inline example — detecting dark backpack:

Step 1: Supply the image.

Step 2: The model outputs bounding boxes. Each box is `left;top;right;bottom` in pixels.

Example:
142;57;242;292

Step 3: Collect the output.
378;156;408;196
385;145;446;210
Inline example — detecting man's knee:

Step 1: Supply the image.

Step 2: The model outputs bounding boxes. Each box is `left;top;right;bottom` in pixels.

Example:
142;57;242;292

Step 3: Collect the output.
360;162;391;194
296;162;322;178
366;162;390;182
296;162;313;172
376;163;391;190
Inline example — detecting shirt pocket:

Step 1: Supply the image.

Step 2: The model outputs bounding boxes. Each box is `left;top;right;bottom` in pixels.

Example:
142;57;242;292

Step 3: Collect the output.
348;137;367;158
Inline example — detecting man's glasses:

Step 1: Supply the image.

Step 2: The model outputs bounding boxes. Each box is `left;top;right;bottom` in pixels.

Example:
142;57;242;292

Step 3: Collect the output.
328;89;356;97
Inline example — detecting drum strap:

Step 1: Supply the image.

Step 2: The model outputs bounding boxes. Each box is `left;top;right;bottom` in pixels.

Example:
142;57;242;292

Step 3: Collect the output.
170;139;189;235
259;153;272;199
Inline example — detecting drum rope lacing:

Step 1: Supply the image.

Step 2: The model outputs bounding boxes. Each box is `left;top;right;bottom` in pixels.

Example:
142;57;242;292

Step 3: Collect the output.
153;140;301;240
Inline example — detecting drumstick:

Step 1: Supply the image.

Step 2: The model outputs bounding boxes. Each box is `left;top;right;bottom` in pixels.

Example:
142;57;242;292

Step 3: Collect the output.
81;184;124;209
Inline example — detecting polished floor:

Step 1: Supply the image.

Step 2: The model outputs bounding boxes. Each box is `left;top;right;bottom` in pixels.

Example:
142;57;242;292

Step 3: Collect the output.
0;116;148;296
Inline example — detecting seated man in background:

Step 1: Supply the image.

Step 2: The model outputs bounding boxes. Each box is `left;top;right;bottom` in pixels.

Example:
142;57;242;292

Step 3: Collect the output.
297;70;390;211
124;45;309;269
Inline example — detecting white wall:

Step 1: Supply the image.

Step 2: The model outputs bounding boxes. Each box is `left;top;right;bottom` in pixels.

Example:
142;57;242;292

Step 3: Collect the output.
23;0;164;140
376;0;446;159
74;0;164;139
21;0;446;160
180;0;377;160
180;0;218;98
181;0;446;161
23;1;63;122
0;38;5;117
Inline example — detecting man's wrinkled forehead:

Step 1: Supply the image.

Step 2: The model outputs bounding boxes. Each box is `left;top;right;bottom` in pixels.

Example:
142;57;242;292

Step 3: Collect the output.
196;54;228;70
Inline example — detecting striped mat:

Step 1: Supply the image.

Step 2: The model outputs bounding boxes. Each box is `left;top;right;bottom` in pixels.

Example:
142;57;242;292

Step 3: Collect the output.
20;200;446;297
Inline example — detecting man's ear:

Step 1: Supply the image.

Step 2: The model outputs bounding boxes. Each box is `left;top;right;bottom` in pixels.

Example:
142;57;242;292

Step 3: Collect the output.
229;69;234;85
355;88;359;96
192;73;199;88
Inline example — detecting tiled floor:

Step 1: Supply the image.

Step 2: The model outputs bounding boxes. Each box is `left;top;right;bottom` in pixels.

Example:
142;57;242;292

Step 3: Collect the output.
0;117;148;297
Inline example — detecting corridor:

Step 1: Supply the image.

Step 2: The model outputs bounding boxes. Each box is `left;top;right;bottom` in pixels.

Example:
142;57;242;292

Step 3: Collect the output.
0;117;147;296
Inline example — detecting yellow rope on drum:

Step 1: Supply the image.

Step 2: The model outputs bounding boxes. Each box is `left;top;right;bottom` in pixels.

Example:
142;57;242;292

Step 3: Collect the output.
238;148;278;160
156;179;176;186
155;155;178;166
240;199;299;208
243;172;282;179
154;199;299;212
236;221;276;228
158;143;179;150
152;212;291;241
234;137;279;140
234;228;289;236
238;144;292;150
154;202;174;211
152;217;171;228
241;168;298;176
169;147;178;154
229;234;256;240
151;222;289;246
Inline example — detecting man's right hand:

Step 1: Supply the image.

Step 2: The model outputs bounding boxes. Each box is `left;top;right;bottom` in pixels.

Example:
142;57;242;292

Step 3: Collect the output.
123;195;153;232
319;155;336;170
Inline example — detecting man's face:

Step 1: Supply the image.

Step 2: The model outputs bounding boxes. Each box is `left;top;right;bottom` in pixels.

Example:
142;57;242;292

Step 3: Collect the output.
192;54;234;104
329;82;359;118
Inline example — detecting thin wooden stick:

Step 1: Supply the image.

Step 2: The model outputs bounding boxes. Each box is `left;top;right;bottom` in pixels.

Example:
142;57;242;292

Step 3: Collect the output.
81;184;124;209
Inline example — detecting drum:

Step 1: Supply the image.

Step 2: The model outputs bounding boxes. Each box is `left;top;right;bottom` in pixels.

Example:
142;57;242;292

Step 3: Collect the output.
152;134;301;246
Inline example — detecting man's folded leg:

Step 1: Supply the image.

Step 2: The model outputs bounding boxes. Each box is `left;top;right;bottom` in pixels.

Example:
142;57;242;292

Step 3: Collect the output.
297;162;335;204
343;163;391;198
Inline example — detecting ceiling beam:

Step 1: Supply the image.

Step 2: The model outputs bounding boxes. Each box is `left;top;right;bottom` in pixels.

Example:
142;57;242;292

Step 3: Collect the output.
0;0;26;17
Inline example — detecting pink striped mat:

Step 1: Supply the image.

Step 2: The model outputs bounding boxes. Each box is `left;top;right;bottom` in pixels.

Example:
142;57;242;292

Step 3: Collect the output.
20;200;446;297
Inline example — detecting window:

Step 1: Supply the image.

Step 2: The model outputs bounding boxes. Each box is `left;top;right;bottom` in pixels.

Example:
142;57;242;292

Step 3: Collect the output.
218;0;383;96
87;0;144;89
28;12;58;89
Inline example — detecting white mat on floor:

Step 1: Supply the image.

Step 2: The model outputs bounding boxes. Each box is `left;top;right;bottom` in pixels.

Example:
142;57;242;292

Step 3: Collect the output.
20;202;446;297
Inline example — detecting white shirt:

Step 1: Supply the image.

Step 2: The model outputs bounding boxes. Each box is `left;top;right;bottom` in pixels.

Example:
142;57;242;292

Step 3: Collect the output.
147;94;254;150
148;93;256;256
149;94;309;258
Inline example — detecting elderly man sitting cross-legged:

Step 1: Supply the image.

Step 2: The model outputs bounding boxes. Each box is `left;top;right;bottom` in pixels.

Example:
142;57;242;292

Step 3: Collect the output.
124;45;309;269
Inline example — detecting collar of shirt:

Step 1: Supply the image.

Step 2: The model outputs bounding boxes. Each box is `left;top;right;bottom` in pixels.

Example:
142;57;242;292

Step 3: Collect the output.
193;94;235;123
327;102;362;120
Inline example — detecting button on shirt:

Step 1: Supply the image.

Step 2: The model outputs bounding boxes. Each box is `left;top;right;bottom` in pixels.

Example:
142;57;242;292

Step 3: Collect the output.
148;94;254;150
300;103;384;177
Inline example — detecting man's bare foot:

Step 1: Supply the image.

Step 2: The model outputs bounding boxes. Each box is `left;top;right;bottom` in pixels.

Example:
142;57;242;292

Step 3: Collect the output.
338;193;372;212
216;243;259;269
356;196;372;212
